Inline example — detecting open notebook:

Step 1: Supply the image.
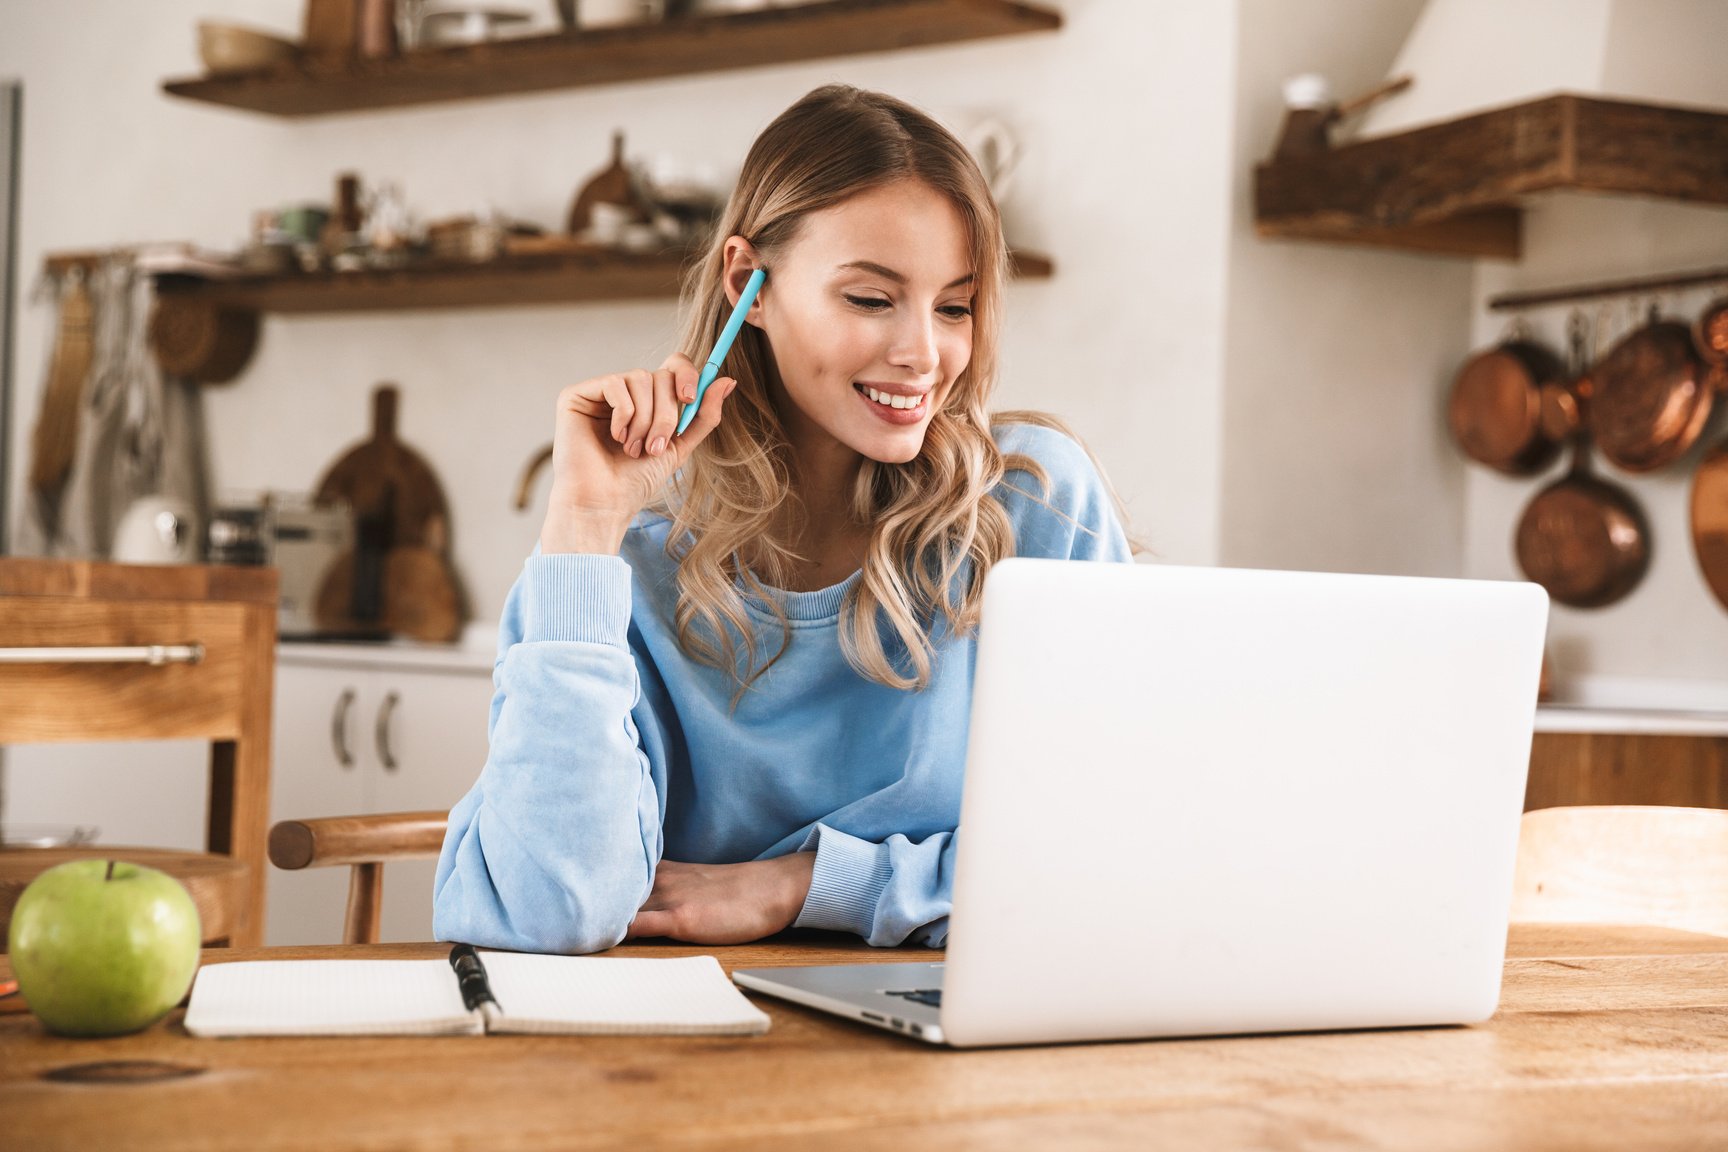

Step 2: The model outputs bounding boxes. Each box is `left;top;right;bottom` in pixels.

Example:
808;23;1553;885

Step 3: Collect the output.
184;946;770;1038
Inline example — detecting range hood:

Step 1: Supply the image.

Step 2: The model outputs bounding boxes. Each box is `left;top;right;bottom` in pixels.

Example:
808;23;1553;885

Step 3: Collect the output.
1254;0;1728;259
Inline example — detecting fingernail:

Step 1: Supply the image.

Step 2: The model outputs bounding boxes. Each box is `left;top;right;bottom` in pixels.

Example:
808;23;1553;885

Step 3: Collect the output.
627;439;643;458
648;436;666;456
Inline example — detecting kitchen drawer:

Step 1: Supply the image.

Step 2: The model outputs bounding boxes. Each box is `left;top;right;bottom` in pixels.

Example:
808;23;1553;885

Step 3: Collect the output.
0;599;253;743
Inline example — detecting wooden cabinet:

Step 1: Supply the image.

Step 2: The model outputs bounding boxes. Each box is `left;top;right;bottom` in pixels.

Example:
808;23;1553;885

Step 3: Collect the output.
268;657;492;946
1526;731;1728;813
0;559;278;945
5;648;491;947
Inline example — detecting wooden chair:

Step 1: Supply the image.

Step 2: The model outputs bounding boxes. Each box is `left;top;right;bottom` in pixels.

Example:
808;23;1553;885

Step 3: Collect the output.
1511;805;1728;938
0;558;278;947
268;811;448;944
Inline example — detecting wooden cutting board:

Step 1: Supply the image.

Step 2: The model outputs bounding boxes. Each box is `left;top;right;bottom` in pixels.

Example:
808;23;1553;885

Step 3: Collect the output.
314;384;449;549
312;385;462;639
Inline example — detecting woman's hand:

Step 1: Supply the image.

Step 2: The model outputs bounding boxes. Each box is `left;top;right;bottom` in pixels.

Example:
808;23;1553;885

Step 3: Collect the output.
625;854;817;945
540;352;736;555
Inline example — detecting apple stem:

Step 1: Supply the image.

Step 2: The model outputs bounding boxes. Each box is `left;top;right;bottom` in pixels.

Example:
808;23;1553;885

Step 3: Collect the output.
106;860;116;882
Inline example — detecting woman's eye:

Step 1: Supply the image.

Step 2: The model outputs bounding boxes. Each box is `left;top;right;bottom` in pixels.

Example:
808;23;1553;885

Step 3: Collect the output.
939;304;974;320
844;295;891;311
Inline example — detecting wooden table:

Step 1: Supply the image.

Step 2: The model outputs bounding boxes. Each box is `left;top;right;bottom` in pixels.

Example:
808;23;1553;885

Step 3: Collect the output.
4;925;1727;1150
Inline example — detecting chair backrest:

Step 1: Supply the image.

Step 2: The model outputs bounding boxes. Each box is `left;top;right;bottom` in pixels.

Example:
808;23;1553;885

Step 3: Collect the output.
1511;805;1728;938
0;558;278;946
268;811;448;944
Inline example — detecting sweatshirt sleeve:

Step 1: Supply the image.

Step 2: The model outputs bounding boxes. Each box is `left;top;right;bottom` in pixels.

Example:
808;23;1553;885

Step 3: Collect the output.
431;552;665;954
791;424;1134;949
793;825;957;947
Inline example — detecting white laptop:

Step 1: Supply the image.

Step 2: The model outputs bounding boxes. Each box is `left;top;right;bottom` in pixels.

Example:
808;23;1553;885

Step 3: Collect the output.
732;558;1549;1047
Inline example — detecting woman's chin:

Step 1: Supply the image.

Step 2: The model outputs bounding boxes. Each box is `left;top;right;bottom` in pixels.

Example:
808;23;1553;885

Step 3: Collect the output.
856;429;928;465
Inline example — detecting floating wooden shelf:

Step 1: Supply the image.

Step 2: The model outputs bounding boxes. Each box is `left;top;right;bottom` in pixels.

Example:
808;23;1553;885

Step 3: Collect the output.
1254;94;1728;260
152;248;1054;314
162;0;1061;118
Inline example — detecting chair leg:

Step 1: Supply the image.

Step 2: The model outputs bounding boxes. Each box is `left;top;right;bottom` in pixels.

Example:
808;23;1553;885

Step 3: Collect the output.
210;735;271;948
345;863;384;945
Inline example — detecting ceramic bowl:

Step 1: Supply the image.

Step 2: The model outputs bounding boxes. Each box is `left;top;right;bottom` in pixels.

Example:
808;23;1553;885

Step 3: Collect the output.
198;22;301;75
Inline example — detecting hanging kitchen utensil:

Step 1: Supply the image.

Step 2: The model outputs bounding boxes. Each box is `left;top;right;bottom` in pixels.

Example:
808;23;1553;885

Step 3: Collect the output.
1590;302;1712;473
1447;322;1567;474
1514;319;1649;609
1686;294;1728;614
27;268;95;504
147;293;259;383
1697;293;1728;385
1689;441;1728;613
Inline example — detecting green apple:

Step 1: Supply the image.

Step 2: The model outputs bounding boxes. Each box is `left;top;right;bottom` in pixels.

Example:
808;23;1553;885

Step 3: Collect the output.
7;859;202;1037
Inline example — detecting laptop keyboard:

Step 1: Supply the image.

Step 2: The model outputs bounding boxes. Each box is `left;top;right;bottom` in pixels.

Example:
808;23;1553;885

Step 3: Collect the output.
885;988;942;1008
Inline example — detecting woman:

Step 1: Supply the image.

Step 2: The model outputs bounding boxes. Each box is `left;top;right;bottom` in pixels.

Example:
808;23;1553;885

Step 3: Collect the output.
433;85;1134;955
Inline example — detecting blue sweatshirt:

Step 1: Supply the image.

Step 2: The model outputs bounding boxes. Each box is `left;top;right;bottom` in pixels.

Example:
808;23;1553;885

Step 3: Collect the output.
432;422;1133;954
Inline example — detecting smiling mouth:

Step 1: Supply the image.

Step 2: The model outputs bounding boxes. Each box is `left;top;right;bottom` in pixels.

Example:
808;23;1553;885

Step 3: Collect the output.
854;383;929;411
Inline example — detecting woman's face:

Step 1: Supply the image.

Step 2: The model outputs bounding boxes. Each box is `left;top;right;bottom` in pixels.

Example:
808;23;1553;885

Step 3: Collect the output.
737;179;976;467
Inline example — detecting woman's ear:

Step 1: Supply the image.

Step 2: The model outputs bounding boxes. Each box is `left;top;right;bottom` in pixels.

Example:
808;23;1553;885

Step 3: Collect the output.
721;237;766;323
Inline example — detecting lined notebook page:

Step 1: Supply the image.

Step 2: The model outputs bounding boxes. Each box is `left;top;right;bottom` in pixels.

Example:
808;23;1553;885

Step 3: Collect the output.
484;954;770;1036
184;960;483;1038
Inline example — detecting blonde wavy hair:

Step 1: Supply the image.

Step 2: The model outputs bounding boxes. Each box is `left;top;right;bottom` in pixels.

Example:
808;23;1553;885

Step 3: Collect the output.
660;85;1126;695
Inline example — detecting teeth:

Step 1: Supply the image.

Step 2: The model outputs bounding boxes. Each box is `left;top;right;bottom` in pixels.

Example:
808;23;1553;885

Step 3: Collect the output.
864;386;924;410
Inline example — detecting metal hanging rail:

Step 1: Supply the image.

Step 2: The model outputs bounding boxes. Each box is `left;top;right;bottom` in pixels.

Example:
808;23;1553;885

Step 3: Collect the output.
1488;264;1728;312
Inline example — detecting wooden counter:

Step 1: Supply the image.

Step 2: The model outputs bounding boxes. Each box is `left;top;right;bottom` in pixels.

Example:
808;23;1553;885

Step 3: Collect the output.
3;924;1726;1150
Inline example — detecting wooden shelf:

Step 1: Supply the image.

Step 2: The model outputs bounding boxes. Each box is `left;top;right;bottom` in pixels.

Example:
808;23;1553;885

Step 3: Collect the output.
153;248;1054;314
1253;95;1728;260
162;0;1061;118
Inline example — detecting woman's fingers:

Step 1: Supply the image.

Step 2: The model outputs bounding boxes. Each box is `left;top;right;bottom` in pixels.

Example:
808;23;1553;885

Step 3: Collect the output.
620;369;657;457
672;377;736;460
624;909;675;941
660;352;701;404
597;375;634;445
644;368;681;457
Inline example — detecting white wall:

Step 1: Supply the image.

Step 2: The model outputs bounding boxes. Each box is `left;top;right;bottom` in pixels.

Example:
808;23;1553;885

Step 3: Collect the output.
1219;0;1472;578
0;0;1239;628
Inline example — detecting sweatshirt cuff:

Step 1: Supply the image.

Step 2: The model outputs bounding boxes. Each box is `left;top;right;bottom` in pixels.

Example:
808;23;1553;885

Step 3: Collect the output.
523;553;632;645
793;824;892;938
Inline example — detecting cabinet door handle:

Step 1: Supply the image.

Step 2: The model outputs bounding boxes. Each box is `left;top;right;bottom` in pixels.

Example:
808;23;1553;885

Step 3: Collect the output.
331;688;357;769
0;643;204;665
376;690;401;772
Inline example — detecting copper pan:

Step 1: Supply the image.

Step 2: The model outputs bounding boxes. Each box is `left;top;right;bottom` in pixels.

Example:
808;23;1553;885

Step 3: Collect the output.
1685;295;1728;612
1447;329;1566;474
1697;294;1728;384
1514;321;1650;609
1591;305;1712;473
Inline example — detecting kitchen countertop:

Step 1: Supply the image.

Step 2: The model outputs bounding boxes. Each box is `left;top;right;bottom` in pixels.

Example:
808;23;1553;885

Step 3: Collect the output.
272;639;1728;735
1534;704;1728;737
278;624;497;675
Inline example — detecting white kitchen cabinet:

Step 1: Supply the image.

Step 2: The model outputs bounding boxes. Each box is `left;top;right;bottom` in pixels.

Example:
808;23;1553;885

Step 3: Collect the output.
268;652;493;946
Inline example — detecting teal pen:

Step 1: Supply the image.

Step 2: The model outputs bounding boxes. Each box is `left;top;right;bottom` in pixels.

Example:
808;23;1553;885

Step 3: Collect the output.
675;268;766;436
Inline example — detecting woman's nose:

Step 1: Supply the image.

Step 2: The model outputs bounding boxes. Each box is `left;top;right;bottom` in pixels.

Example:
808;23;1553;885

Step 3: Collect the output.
888;315;940;377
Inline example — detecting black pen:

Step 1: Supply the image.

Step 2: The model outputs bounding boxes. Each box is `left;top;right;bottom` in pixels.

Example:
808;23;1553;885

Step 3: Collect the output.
448;943;501;1017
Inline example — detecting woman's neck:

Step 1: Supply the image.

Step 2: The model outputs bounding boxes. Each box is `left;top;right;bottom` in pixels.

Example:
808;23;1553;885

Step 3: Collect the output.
766;439;869;592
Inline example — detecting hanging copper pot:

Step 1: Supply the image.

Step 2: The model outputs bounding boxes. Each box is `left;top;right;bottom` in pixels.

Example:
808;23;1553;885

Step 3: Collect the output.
1591;306;1712;473
1447;329;1567;474
1686;294;1728;612
1697;294;1728;386
1514;318;1650;609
